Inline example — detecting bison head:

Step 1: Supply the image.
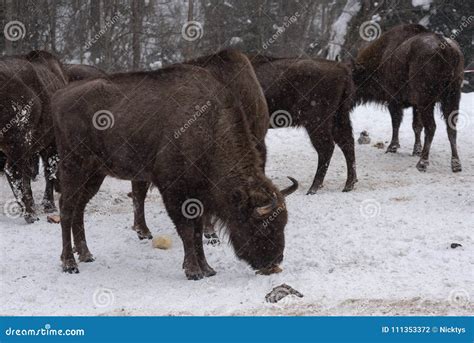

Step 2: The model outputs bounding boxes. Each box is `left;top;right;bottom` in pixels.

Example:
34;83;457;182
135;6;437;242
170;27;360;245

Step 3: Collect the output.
227;177;298;272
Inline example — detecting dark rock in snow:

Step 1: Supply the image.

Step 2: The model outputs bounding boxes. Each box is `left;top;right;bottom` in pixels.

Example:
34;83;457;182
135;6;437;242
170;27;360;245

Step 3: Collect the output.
358;130;371;144
265;284;303;303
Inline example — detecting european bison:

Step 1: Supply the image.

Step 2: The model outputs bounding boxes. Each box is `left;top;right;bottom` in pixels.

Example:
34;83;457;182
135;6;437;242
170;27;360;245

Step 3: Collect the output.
52;49;298;280
0;50;67;222
352;24;464;172
251;55;357;194
0;64;102;187
129;50;270;241
129;54;356;242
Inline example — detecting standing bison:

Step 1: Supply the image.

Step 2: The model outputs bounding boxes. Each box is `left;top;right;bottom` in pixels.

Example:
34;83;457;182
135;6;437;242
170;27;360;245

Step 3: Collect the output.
251;55;357;194
352;24;464;172
52;49;298;280
128;54;356;242
0;51;67;222
129;49;270;241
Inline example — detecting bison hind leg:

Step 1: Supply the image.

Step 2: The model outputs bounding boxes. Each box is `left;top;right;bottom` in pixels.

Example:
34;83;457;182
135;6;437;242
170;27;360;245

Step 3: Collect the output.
441;85;462;172
131;181;153;240
306;128;336;195
386;103;404;153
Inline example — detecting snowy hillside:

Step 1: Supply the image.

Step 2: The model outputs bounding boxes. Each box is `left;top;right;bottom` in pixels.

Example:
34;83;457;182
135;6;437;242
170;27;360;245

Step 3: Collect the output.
1;94;473;316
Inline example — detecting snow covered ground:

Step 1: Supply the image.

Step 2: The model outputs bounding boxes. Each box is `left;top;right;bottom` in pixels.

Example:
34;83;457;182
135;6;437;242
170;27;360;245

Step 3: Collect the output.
1;94;473;316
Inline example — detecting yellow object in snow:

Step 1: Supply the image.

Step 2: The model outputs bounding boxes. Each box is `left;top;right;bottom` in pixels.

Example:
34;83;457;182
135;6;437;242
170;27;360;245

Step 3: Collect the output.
152;235;172;250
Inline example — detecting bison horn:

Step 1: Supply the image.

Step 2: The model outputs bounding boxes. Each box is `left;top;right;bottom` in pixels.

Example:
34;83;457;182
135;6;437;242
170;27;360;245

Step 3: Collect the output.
280;176;298;197
254;196;278;217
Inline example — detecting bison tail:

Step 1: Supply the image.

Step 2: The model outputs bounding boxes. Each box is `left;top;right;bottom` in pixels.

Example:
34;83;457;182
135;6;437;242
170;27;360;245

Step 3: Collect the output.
437;37;463;122
334;73;356;136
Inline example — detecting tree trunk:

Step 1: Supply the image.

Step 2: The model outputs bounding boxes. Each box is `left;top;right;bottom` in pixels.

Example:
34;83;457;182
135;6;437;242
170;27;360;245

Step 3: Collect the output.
131;0;143;70
90;0;102;65
183;0;194;59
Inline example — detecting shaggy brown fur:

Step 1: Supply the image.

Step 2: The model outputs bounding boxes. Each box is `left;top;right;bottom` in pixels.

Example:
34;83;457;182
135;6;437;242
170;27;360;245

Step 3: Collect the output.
250;55;357;194
130;49;271;241
64;64;107;82
353;24;464;172
52;49;297;280
0;50;67;222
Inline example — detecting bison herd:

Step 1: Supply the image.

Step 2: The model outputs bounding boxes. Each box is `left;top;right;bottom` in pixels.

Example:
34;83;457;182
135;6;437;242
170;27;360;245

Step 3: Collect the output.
0;24;464;280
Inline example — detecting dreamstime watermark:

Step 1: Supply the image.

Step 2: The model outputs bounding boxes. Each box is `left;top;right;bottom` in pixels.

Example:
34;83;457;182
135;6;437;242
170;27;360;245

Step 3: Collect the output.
3;199;25;219
262;12;301;49
181;21;203;41
448;289;470;307
359;199;381;218
5;323;85;337
262;204;285;228
0;99;34;137
447;110;470;131
174;100;211;139
92;110;115;130
85;14;122;50
92;287;115;308
181;198;204;219
440;16;474;49
3;20;26;41
359;21;382;41
270;110;293;128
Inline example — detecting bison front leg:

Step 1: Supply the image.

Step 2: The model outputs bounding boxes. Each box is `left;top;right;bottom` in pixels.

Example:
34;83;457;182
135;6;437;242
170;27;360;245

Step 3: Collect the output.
386;103;403;153
173;217;205;280
131;181;153;240
194;218;216;277
40;147;59;213
4;160;38;223
416;104;436;172
203;215;220;246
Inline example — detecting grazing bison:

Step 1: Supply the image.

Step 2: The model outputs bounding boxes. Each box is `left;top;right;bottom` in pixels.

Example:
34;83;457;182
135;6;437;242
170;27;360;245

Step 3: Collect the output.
52;49;298;280
352;24;464;172
129;49;270;241
0;50;67;222
251;55;357;194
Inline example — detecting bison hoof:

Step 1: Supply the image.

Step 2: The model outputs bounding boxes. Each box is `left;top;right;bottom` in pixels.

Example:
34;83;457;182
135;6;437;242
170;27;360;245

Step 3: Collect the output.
202;266;217;277
412;145;422;156
204;233;220;246
24;213;39;224
62;260;79;274
307;185;322;195
185;270;204;280
42;200;57;213
342;183;356;192
133;225;153;240
416;159;429;172
451;159;462;173
386;143;400;153
137;231;153;240
78;252;95;263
